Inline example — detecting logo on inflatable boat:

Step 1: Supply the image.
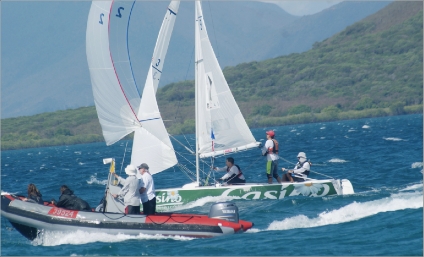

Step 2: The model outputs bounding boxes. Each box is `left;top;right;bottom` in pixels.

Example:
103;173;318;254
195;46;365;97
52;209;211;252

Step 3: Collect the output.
48;207;78;218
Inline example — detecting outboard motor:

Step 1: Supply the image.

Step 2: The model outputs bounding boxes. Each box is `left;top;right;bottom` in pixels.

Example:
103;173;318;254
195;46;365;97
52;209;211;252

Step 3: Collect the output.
208;202;239;223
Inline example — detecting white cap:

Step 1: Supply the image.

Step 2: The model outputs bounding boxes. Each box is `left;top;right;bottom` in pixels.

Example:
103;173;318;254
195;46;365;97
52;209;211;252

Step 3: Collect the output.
124;165;137;175
297;152;307;159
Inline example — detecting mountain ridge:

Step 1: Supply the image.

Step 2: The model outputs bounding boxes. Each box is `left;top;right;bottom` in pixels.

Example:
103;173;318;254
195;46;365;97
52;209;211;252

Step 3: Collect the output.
1;1;390;118
1;1;422;150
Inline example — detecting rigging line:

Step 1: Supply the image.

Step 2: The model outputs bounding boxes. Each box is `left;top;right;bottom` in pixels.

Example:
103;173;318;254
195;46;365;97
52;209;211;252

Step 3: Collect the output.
207;1;220;58
126;0;142;98
243;155;263;171
278;155;334;179
169;134;195;154
174;149;219;181
108;1;140;124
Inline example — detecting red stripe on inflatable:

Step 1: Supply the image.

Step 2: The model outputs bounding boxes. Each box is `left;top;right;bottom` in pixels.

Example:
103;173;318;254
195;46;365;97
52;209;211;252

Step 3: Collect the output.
144;213;243;232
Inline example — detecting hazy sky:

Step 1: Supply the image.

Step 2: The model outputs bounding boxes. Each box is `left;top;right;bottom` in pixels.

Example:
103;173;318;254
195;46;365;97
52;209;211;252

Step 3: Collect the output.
264;1;343;16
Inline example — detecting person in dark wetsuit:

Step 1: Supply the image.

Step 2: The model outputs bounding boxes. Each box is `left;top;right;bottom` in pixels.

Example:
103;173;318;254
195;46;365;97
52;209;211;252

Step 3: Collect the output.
214;157;246;184
51;185;91;211
23;183;44;204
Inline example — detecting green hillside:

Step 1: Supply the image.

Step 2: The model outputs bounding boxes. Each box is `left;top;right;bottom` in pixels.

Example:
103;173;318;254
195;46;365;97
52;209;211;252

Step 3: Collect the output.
1;1;422;150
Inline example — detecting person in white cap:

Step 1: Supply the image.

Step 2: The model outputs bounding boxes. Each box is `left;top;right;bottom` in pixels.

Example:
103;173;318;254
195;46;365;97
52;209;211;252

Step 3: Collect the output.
282;152;311;182
137;163;156;215
111;164;141;214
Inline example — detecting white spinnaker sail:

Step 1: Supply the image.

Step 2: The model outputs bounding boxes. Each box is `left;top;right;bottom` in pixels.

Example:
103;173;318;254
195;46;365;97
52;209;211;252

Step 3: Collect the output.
87;1;140;145
195;2;259;158
109;1;142;107
131;1;180;175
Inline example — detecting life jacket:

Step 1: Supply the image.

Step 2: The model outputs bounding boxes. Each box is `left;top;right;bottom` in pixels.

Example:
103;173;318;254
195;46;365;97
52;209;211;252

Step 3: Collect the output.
267;139;279;154
226;165;244;179
294;161;311;176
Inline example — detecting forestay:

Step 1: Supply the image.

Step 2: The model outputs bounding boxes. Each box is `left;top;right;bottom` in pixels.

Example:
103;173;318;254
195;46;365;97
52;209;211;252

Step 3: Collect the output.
131;1;180;175
194;2;259;158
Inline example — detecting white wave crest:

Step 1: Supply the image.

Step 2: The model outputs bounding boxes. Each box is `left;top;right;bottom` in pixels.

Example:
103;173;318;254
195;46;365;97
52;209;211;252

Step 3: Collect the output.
249;191;422;233
328;158;348;163
383;137;403;141
412;162;423;169
400;183;423;192
86;174;107;185
362;125;370;129
32;230;194;246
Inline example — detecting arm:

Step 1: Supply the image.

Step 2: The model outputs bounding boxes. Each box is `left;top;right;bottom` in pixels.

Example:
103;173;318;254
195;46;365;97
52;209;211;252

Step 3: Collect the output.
262;140;273;155
293;162;310;174
214;166;227;172
115;177;129;197
221;166;238;180
138;177;146;194
56;195;69;208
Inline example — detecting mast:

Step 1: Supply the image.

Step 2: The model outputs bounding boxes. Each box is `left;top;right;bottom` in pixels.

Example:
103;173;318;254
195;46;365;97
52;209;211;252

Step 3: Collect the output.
195;1;200;186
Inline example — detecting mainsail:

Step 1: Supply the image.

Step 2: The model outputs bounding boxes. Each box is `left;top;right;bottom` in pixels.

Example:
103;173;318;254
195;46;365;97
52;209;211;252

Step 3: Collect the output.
194;1;259;158
131;1;180;175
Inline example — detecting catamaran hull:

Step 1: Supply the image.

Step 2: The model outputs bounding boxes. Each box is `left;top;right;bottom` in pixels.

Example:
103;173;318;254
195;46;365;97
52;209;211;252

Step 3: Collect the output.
1;194;253;240
106;178;354;212
154;179;354;210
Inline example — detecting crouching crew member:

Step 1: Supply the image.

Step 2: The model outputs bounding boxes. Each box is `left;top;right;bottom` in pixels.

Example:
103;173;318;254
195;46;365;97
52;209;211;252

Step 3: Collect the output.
214;157;246;184
282;152;311;182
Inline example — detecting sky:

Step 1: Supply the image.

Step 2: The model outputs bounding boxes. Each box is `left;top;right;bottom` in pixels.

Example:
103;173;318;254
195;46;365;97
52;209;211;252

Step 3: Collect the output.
264;1;343;16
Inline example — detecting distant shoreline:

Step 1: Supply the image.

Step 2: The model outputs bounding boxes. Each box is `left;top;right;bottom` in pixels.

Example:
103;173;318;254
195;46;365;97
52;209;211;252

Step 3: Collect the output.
1;105;421;151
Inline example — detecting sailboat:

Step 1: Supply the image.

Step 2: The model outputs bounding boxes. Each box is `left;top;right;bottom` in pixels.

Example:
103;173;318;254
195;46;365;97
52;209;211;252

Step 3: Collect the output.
87;0;354;213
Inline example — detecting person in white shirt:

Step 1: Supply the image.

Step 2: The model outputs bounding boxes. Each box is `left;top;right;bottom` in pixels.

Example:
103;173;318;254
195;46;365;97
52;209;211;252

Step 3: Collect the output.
111;165;141;214
261;130;282;184
282;152;311;182
213;157;246;184
137;163;156;215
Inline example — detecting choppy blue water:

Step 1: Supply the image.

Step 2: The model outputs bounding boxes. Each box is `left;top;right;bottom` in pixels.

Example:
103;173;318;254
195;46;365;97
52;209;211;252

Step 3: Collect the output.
1;114;423;256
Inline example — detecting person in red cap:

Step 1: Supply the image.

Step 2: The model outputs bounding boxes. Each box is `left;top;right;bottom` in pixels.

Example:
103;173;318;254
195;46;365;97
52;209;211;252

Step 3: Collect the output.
261;130;282;184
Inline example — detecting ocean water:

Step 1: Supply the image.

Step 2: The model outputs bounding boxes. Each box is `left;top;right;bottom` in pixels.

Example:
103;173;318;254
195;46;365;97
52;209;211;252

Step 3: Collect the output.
1;114;422;256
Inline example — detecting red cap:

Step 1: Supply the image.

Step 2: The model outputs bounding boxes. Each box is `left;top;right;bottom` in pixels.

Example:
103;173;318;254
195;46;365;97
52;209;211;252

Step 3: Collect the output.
266;130;275;137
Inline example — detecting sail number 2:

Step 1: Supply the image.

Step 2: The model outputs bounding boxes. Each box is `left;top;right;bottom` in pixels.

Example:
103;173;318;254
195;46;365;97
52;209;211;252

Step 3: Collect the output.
116;7;124;18
99;13;104;24
99;6;124;25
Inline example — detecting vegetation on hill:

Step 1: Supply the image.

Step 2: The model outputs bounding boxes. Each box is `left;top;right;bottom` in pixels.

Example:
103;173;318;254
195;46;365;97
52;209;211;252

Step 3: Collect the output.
1;1;422;150
158;1;422;134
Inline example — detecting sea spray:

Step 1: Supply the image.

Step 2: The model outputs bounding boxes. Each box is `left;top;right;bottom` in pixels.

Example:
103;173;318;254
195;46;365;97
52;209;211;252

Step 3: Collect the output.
263;190;422;232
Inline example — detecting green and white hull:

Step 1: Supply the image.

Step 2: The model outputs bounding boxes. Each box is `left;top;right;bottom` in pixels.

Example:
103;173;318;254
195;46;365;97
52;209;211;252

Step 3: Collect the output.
154;179;354;211
104;174;354;213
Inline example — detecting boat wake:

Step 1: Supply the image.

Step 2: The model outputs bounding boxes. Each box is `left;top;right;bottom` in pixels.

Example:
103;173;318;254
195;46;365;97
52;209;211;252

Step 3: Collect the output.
32;230;195;246
247;184;423;233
